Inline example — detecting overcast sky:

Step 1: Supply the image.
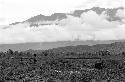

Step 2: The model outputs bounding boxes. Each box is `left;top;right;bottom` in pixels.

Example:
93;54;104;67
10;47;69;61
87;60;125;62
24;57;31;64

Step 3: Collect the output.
0;0;125;44
0;0;125;25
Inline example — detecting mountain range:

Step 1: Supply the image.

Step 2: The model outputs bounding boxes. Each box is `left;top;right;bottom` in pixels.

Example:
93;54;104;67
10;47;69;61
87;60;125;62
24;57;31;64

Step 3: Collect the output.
10;7;124;26
0;7;125;51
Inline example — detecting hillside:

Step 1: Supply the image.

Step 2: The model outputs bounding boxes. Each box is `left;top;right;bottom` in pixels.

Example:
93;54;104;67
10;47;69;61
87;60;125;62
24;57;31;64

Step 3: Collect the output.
0;41;125;82
0;40;121;51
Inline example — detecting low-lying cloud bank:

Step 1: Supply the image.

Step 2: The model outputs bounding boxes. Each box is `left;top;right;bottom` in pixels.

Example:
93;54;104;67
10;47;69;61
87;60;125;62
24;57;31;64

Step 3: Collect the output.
0;8;125;44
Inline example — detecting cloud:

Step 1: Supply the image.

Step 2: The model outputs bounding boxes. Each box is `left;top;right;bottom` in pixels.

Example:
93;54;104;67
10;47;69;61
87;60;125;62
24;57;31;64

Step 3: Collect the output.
116;9;125;23
81;10;120;29
1;7;125;44
78;0;125;9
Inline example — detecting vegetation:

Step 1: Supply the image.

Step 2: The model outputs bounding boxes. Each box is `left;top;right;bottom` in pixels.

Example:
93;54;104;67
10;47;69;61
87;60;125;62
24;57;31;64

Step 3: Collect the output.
0;42;125;82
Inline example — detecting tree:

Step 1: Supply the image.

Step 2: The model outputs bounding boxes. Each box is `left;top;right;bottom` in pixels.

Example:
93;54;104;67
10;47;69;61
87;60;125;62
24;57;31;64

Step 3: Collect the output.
7;49;14;55
121;52;125;57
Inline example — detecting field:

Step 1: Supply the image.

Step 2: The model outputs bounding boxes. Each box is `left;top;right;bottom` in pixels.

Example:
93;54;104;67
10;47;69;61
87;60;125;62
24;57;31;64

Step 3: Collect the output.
0;42;125;82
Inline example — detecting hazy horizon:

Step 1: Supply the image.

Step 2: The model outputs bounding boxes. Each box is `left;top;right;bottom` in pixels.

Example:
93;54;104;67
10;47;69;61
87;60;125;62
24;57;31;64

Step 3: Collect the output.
0;0;125;44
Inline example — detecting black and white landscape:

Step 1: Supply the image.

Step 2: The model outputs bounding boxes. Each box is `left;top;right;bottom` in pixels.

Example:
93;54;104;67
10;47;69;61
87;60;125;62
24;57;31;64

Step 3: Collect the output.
1;6;125;51
1;0;125;82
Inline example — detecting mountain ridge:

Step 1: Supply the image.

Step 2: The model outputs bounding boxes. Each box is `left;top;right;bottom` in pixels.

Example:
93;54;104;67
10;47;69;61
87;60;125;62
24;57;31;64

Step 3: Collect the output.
10;7;124;26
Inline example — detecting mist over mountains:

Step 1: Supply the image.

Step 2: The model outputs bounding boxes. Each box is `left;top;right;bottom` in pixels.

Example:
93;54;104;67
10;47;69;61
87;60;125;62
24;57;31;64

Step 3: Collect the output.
1;1;125;82
0;7;125;51
10;7;124;26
